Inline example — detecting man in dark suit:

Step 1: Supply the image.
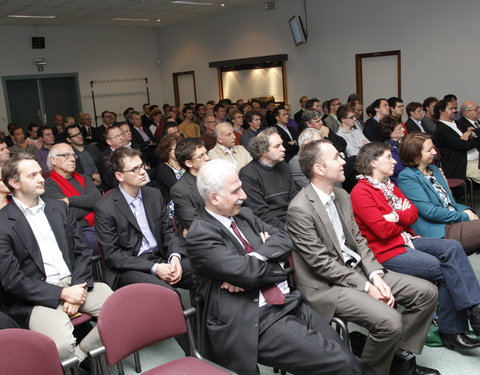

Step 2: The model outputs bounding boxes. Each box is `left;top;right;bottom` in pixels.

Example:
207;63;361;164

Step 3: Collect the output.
97;124;126;190
433;99;480;181
79;112;98;144
186;158;376;375
457;100;480;133
273;107;299;162
286;140;439;375
405;102;430;134
170;138;208;235
0;153;112;363
293;95;308;126
95;147;192;290
363;98;390;142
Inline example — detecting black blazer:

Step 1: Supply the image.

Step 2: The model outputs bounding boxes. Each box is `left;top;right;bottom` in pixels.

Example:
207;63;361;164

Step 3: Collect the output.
170;172;204;231
405;118;424;133
185;207;296;375
274;124;299;162
94;186;185;288
0;199;93;328
157;163;178;202
456;116;480;137
363;117;381;142
97;148;117;191
81;126;100;144
433;121;480;179
131;125;155;149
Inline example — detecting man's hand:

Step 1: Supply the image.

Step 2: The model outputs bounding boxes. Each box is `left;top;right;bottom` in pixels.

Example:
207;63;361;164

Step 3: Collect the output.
59;197;69;206
259;232;270;243
221;282;245;293
155;263;175;283
370;274;395;307
465;209;478;221
60;282;87;304
92;173;102;186
63;301;80;316
168;256;183;285
461;130;472;140
320;126;330;138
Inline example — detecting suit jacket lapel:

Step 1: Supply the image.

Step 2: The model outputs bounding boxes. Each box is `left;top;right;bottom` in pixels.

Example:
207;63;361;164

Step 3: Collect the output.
141;187;159;240
113;189;141;232
203;210;246;255
334;194;358;252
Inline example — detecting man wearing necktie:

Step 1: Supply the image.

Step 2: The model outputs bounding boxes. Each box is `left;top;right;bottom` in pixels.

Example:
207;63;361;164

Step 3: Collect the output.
186;159;375;375
286;139;439;375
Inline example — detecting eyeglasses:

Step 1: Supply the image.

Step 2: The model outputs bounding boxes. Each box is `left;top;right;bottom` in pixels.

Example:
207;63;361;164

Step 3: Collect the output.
67;132;82;138
122;163;146;174
56;153;78;159
345;115;356;120
107;133;124;140
190;152;208;160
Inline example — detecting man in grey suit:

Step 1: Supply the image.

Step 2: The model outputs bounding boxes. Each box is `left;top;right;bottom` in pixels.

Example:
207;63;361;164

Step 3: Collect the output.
286;139;439;375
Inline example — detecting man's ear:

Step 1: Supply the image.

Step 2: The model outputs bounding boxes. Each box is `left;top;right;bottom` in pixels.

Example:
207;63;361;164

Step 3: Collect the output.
8;178;19;191
313;163;324;176
114;171;124;183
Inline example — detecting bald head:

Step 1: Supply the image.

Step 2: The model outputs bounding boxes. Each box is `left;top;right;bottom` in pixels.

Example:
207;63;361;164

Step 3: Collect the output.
215;122;236;148
460;100;479;121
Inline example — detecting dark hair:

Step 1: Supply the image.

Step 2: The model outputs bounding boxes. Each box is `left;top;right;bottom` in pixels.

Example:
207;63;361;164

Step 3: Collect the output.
337;105;354;122
328;98;340;111
175;137;204;170
422;97;438;111
104;124;122;139
65;124;81;137
272;106;284;120
195;103;205;112
108;147;142;175
388;97;403;109
213;103;226;113
162;103;170;111
298;139;332;180
305;98;320;110
443;94;457;102
433;99;449;120
355;142;392;176
244;110;262;125
37;125;51;139
183;106;194;114
249;127;278;160
399;133;431;167
299;95;308;103
370;98;388;115
101;111;111;118
379;115;400;140
2;152;36;192
406;102;422;117
347;93;361;103
28;123;39;132
157;135;177;162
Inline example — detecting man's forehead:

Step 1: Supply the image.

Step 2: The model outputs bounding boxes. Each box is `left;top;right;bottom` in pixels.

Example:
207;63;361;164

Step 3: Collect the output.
19;159;41;172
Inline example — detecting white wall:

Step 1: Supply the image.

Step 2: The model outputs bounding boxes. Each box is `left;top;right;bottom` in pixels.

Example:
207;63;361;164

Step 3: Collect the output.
156;0;480;113
0;25;164;128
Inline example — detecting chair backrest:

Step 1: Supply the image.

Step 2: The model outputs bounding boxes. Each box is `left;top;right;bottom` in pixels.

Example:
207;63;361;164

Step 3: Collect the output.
97;283;187;366
0;328;64;375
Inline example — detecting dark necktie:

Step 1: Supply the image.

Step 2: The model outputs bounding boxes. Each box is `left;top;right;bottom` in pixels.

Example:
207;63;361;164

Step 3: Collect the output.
230;220;285;305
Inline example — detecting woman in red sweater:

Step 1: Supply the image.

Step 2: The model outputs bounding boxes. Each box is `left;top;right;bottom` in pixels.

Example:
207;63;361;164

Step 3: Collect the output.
350;142;480;352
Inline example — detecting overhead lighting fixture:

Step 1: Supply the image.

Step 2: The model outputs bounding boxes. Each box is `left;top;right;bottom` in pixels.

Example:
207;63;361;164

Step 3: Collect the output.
112;17;151;21
8;14;56;19
171;1;214;5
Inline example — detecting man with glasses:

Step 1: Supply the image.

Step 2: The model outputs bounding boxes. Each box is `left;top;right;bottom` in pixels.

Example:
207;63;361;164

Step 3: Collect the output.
97;124;126;190
171;138;209;236
95;147;192;292
230;110;245;145
336;105;369;157
43;143;101;253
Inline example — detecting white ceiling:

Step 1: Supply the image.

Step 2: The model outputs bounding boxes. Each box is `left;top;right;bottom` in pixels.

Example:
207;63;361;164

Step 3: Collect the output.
0;0;267;27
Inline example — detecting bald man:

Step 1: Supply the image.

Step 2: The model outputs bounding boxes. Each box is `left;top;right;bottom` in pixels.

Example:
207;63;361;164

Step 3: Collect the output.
208;122;252;170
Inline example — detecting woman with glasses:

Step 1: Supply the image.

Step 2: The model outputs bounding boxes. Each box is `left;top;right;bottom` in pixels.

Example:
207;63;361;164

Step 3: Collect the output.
351;142;480;352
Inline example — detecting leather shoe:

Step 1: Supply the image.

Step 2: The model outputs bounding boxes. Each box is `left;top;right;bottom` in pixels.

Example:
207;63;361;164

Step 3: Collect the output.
415;365;440;375
415;364;440;375
468;304;480;336
439;332;480;351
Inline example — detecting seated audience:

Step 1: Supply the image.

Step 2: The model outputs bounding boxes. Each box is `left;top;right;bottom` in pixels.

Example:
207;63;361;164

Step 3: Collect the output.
156;135;185;218
170;138;208;234
208;122;252;170
97;124;126;190
264;99;276;127
289;128;323;189
43;143;102;253
350;99;365;130
149;109;163;139
432;99;480;181
186;159;376;375
398;133;480;254
230;110;245;144
422;97;438;134
363;98;390;142
273;107;299;162
286;139;439;375
79;112;98;144
35;126;56;173
323;98;342;133
214;103;229;124
201;114;217;151
240;110;262;151
457;100;480;133
179;106;201;138
388;97;406;132
405;102;429;133
0;153;112;364
294;95;308;129
351;142;480;352
379;115;405;184
9;125;37;156
336;104;369;157
26;123;41;149
239;127;299;228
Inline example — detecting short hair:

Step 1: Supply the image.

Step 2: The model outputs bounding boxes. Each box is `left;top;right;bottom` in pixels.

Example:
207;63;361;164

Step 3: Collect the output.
388;97;403;109
28;123;39;132
355;142;392;176
302;109;322;123
183;106;194;114
459;101;476;116
248;127;278;160
406;102;422;117
422;97;438;111
213;103;226;113
150;109;162;121
399;132;431;167
195;103;205;112
328;98;340;111
101;111;111;118
63;116;75;125
298;139;332;180
46;143;72;171
156;135;177;162
299;95;308;103
107;147;142;174
305;98;320;110
105;124;122;139
298;128;323;148
162;103;170;111
443;94;457;102
379;115;400;140
196;159;237;201
130;110;141;118
272;106;283;120
370;98;388;115
337;105;354;122
2;152;36;192
37;125;51;139
65;124;81;137
433;99;449;120
163;122;180;137
11;124;23;134
175;137;204;170
347;93;361;103
244;110;261;125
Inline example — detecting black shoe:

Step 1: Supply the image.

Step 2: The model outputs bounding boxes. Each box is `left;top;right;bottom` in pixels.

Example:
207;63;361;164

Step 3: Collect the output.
415;364;440;375
439;332;480;351
468;304;480;336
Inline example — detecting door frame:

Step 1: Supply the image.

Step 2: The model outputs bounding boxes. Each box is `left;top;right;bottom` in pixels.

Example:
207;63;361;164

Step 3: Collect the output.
2;72;82;124
172;71;197;107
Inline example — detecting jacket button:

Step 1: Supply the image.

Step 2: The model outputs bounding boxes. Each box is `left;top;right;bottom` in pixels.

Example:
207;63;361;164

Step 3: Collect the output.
40;277;45;281
253;298;259;303
253;323;258;328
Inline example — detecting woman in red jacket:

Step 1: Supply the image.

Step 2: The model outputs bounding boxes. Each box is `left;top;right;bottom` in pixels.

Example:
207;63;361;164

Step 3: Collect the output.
351;142;480;352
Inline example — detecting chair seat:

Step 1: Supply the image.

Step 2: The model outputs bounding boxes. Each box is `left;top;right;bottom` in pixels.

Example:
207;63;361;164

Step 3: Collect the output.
447;179;465;188
71;313;93;326
143;356;231;375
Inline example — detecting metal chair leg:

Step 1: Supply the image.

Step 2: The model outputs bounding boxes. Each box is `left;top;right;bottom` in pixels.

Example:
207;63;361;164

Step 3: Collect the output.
133;351;142;373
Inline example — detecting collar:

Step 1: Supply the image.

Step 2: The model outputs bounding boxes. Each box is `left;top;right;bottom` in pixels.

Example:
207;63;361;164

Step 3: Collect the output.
248;128;258;135
12;196;45;216
119;185;142;206
217;144;233;154
310;183;334;206
276;123;288;130
205;207;233;230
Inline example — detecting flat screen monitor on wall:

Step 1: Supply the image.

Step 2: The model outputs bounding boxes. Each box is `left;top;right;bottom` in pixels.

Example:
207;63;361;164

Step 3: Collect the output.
288;15;307;46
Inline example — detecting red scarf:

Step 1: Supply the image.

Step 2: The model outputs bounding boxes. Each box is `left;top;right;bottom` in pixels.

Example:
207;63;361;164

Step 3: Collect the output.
49;170;95;226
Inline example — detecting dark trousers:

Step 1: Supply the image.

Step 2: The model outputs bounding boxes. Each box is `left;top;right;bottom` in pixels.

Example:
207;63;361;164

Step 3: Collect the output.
383;237;480;334
0;311;19;329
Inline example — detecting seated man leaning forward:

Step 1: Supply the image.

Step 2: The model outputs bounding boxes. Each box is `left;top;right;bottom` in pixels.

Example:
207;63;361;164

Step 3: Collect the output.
0;152;112;364
94;147;192;291
186;158;375;375
286;139;439;375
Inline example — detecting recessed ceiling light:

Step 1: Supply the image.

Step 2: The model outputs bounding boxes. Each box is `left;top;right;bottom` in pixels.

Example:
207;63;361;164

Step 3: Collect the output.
112;17;151;21
156;19;161;22
171;1;214;5
8;14;56;19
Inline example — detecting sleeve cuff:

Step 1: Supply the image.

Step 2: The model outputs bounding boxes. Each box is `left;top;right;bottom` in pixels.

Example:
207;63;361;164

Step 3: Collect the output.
246;252;267;262
168;253;182;263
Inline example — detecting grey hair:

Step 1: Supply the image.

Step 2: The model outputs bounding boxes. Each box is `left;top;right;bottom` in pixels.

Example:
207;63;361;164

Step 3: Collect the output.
298;128;323;148
302;109;322;123
197;159;238;201
46;143;71;171
248;127;278;160
214;122;232;139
